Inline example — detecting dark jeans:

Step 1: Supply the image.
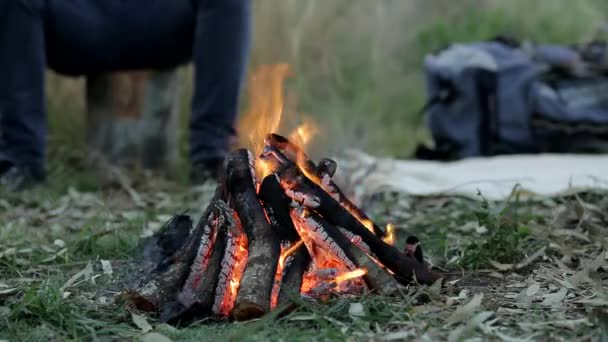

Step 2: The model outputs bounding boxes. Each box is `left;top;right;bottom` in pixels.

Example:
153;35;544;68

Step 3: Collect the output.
0;0;251;176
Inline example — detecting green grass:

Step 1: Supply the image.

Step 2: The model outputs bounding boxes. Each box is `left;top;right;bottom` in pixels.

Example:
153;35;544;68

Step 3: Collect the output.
1;163;606;340
458;191;533;269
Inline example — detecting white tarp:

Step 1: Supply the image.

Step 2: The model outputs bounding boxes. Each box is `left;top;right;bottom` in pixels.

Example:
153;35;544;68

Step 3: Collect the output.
336;152;608;201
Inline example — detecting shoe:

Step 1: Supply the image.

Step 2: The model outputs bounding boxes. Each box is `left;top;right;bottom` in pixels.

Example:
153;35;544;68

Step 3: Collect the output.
0;162;45;191
189;158;224;185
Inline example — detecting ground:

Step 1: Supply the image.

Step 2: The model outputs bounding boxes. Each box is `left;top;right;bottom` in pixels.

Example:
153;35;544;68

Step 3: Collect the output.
0;160;606;342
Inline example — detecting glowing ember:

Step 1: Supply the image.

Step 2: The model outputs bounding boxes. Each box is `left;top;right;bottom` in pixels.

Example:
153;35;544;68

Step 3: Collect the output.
214;230;248;317
185;220;218;289
270;240;304;309
333;268;367;285
228;235;248;302
383;223;395;246
288;207;366;296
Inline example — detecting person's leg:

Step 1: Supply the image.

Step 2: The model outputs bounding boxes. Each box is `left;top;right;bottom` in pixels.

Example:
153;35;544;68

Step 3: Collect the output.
189;0;252;168
45;0;196;75
0;0;47;180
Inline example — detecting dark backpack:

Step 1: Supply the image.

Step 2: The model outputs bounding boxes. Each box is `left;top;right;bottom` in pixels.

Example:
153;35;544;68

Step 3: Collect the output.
416;37;608;160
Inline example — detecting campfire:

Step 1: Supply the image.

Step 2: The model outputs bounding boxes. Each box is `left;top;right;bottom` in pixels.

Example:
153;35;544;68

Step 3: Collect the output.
124;65;441;323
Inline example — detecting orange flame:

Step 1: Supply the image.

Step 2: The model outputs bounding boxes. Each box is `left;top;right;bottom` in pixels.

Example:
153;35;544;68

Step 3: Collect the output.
383;223;395;246
239;64;293;156
256;158;273;182
289;118;319;151
240;64;320;157
361;219;376;234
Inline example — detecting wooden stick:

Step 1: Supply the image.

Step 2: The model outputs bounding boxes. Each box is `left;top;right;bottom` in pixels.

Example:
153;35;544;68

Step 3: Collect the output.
316;158;337;177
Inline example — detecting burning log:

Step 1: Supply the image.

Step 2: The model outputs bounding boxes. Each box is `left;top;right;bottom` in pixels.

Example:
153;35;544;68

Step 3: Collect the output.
265;133;385;237
126;137;441;324
264;133;316;171
295;209;401;295
226;149;281;321
290;205;358;273
280;167;441;286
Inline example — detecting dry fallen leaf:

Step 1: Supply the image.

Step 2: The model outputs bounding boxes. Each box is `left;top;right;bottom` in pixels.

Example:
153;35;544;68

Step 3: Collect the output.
380;330;415;340
541;288;568;307
131;312;153;333
447;293;484;325
516;247;546;269
489;260;514;271
349;303;365;317
101;259;113;276
525;283;541;297
0;288;18;297
139;332;173;342
61;262;94;293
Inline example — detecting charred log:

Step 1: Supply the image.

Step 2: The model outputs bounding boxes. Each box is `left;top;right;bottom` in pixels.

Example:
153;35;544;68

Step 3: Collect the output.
260;145;292;171
226;149;281;321
316;158;337;178
280;169;441;286
127;188;224;312
161;201;234;323
405;236;424;264
141;215;193;275
258;174;300;242
276;243;310;307
258;175;312;308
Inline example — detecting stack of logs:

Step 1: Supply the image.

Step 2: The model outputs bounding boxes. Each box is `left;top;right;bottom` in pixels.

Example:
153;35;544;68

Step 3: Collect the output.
125;134;442;323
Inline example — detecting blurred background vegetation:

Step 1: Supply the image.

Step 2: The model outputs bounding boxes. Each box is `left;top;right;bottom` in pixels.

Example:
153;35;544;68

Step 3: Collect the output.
46;0;608;166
